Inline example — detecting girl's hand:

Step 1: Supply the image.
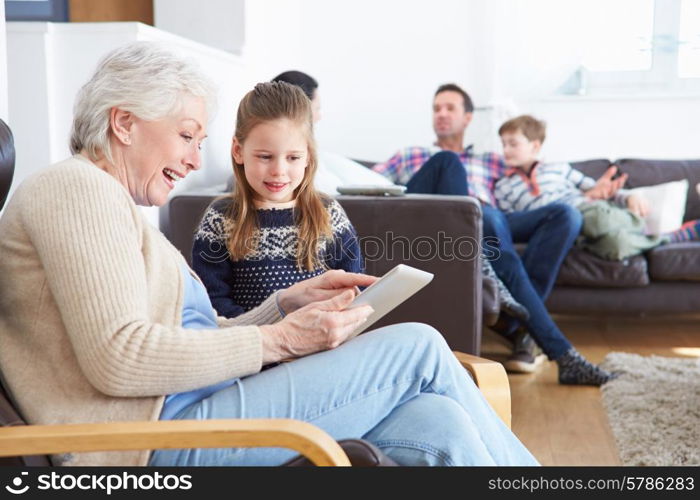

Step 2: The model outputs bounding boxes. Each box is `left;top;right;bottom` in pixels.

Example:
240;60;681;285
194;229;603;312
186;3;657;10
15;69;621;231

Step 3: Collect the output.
277;269;377;314
259;289;374;363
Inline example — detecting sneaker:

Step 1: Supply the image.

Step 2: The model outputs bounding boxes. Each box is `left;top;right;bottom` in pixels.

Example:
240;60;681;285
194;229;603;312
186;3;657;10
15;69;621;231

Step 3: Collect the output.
556;348;617;386
503;331;547;374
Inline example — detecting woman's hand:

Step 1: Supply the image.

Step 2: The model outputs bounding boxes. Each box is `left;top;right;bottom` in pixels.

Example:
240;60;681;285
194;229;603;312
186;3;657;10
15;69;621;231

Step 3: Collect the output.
259;289;374;363
277;269;377;314
585;166;628;201
626;194;650;218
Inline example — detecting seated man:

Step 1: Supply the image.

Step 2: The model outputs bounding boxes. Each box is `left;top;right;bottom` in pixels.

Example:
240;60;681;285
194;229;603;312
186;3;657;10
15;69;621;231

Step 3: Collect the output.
372;84;614;385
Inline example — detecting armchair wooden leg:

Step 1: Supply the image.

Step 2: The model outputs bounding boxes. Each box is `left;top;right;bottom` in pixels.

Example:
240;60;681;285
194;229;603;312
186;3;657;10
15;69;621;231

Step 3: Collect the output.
453;351;512;429
0;419;351;466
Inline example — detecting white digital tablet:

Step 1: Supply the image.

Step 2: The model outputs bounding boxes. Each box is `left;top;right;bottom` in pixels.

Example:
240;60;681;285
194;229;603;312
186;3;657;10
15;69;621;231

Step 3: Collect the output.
348;264;434;337
337;184;407;196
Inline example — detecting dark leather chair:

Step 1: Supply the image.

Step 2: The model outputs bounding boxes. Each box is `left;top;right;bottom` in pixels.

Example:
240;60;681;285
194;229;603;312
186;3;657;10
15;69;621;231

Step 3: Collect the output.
0;118;15;211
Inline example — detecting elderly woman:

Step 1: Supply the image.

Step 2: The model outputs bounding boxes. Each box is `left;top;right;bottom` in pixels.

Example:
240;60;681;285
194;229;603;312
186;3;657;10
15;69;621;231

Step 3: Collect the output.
0;42;537;467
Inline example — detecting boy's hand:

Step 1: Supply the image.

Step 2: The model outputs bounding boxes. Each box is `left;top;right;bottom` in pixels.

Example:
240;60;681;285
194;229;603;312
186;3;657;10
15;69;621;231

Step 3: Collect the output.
585;166;628;200
627;194;650;218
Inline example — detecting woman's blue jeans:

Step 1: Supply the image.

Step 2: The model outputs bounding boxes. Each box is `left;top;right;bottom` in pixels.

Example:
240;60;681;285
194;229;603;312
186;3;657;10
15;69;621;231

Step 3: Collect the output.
149;323;538;466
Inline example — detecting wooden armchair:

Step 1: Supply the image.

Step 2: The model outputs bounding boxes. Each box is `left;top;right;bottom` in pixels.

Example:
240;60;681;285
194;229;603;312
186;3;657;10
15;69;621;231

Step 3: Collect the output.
0;352;509;466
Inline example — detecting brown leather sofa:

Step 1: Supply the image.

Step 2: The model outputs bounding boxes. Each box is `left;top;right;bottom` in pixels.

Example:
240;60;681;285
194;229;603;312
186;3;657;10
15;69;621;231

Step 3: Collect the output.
161;193;484;355
546;158;700;315
161;156;700;362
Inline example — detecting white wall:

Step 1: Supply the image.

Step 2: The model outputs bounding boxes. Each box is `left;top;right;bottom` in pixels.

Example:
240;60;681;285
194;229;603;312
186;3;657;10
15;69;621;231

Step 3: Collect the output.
6;23;53;198
5;1;700;221
243;0;302;82
0;1;8;122
6;22;251;225
293;0;700;163
298;0;481;161
526;95;700;163
154;0;245;55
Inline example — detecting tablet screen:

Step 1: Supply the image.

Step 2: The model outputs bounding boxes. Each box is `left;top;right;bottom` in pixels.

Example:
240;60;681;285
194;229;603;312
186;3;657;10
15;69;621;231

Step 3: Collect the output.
348;264;434;337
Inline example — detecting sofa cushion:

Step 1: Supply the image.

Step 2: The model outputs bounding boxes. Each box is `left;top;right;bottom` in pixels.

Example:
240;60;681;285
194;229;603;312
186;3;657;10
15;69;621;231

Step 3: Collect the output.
627;179;688;235
514;243;649;287
616;158;700;222
647;242;700;281
555;247;649;287
569;159;613;179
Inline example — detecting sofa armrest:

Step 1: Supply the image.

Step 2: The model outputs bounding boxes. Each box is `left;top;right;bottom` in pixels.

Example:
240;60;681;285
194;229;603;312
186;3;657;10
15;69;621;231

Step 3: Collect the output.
159;190;224;261
337;194;483;354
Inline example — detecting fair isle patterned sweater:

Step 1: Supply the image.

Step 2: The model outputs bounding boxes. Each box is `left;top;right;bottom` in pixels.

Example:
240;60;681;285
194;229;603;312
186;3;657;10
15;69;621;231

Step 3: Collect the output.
192;197;364;318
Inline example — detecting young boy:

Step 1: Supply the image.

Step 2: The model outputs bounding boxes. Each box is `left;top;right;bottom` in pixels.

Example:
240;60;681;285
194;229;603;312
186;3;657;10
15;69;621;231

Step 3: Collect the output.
494;115;699;261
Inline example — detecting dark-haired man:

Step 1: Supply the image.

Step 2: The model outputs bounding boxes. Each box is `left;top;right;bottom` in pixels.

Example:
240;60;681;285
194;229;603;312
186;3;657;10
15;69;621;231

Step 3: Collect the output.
272;70;321;122
373;84;614;386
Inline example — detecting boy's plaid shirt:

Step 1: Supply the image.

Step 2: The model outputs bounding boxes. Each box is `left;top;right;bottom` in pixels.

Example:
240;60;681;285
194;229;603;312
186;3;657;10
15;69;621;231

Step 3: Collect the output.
371;145;506;206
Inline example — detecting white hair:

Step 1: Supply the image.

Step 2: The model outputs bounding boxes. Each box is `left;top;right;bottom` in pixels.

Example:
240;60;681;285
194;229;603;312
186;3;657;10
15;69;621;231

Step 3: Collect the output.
70;41;217;163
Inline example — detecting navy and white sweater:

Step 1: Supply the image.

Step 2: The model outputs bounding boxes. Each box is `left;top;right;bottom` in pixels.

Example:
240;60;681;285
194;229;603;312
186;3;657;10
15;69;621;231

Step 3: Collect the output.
192;197;364;318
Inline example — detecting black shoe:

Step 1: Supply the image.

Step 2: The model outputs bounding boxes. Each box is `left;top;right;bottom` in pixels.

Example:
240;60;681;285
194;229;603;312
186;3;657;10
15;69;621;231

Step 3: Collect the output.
501;300;530;324
504;331;547;374
482;259;530;322
489;314;520;344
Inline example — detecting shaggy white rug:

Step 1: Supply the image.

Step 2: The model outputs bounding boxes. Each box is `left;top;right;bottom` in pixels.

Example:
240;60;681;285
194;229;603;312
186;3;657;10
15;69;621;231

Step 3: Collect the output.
600;352;700;466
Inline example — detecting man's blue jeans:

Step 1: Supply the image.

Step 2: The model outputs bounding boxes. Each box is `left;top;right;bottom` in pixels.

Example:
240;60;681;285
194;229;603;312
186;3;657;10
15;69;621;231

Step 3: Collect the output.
482;204;581;359
149;324;538;466
406;151;469;196
406;151;581;359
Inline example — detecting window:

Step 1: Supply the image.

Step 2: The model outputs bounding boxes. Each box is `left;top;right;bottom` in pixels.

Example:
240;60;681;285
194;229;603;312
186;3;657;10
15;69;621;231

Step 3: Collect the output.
581;0;700;94
581;0;654;73
678;0;700;78
4;0;69;22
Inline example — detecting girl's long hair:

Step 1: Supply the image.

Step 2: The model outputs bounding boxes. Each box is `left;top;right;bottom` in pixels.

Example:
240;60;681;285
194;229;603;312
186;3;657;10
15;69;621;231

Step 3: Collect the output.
226;81;331;271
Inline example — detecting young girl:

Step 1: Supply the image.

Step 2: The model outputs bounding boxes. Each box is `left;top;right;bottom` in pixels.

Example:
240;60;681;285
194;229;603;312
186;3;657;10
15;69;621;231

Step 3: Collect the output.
192;82;363;318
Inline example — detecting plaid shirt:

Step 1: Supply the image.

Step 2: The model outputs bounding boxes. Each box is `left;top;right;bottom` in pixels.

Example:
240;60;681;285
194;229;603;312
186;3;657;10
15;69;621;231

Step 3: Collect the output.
371;145;506;206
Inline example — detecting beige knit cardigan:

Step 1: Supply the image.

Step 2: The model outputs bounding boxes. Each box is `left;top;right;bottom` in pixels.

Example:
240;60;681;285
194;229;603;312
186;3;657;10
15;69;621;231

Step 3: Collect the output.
0;155;283;466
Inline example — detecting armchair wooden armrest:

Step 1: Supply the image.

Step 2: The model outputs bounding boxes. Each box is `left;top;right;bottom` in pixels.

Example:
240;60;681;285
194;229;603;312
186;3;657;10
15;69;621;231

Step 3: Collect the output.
0;419;351;466
454;351;512;428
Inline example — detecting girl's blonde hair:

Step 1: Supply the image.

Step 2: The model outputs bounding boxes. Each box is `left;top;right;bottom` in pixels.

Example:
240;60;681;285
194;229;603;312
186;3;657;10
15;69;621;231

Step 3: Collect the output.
226;81;331;271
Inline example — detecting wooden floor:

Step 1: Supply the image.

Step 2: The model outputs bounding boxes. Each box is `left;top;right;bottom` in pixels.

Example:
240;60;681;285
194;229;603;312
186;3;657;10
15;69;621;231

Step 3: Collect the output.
480;315;700;466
